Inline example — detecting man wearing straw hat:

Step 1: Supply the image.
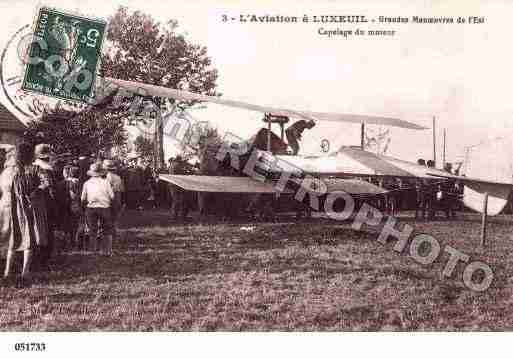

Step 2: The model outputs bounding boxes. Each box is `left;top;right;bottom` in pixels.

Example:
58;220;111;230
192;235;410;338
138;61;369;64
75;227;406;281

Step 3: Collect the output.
81;163;115;256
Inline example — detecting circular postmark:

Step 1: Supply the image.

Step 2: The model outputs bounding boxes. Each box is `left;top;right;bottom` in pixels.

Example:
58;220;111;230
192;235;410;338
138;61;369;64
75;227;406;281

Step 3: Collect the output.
0;24;53;119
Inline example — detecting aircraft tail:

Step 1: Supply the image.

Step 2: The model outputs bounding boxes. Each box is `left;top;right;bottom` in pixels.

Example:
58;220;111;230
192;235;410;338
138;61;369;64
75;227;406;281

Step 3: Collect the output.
463;181;511;215
462;136;513;215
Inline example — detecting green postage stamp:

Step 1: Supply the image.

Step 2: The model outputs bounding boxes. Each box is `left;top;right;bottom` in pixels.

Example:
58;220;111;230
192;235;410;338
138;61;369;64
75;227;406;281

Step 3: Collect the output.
21;7;107;103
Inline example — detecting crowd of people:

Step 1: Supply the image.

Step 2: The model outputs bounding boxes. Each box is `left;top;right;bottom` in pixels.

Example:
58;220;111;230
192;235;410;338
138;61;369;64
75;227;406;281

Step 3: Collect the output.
0;142;162;288
365;159;462;220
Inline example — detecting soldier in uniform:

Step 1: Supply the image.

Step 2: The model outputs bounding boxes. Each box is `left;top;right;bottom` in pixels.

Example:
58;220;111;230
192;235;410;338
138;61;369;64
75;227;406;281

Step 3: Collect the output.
425;160;438;220
414;159;434;220
415;179;428;220
285;120;316;155
439;163;457;219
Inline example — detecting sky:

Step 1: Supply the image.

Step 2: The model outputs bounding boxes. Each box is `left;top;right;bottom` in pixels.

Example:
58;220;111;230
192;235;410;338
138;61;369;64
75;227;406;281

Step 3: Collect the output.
1;0;512;170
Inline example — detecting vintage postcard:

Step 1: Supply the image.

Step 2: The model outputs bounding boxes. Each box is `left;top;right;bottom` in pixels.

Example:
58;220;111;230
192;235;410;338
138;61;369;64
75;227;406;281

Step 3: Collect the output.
0;0;511;357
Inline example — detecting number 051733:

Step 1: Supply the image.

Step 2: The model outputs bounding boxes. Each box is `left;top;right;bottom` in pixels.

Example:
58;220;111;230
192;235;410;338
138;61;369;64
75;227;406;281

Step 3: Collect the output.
14;342;46;351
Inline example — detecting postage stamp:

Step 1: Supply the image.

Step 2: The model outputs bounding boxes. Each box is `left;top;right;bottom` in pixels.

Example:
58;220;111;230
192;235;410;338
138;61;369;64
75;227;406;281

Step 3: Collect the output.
21;6;106;103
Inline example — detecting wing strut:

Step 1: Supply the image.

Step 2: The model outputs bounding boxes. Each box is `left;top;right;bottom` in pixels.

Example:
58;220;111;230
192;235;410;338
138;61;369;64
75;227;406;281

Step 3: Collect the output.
360;123;365;150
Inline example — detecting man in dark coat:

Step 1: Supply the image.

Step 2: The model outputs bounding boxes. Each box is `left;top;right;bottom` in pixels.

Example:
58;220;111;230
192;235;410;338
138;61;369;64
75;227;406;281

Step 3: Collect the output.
125;157;145;209
32;144;58;271
285;120;316;155
168;156;191;220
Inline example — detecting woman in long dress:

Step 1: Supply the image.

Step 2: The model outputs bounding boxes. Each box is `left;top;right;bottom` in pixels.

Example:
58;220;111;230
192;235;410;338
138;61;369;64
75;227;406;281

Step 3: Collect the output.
1;143;42;286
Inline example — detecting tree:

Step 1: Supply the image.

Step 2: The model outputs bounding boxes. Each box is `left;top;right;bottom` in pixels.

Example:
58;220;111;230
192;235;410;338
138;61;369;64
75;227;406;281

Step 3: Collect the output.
24;108;127;157
101;6;219;168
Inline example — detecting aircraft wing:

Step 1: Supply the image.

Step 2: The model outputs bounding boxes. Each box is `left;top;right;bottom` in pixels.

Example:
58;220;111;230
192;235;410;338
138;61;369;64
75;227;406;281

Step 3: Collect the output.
274;147;499;180
159;174;387;195
426;172;510;186
274;147;451;178
273;147;512;215
159;174;290;193
104;77;427;130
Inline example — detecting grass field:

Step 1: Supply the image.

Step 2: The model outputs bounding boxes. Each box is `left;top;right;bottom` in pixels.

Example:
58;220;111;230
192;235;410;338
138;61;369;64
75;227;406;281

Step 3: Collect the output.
0;209;513;331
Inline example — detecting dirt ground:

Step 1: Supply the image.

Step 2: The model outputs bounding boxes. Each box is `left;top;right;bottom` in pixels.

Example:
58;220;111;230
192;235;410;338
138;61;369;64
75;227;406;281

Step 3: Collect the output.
0;209;512;331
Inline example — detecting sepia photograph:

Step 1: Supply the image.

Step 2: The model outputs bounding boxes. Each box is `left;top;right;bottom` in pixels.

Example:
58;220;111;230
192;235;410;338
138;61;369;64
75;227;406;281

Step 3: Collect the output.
0;0;512;356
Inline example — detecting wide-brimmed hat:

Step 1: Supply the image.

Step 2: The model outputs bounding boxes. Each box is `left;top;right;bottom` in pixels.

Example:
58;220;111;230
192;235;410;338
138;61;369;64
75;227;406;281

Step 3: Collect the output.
34;143;53;160
87;162;105;177
103;159;117;171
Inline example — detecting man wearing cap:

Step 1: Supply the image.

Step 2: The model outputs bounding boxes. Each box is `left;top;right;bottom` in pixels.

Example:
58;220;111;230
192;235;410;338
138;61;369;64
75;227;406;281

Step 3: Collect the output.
81;163;115;255
285;119;316;155
103;159;125;241
33;143;58;271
